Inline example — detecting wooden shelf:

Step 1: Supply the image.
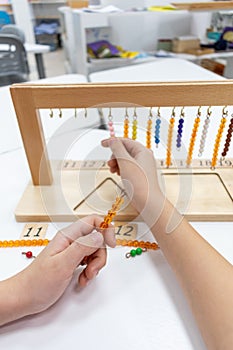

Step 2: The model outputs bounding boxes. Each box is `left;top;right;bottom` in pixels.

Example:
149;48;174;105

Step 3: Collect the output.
172;1;233;11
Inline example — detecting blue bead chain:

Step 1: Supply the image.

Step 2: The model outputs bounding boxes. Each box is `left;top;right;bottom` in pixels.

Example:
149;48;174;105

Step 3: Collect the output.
154;107;161;147
176;107;185;150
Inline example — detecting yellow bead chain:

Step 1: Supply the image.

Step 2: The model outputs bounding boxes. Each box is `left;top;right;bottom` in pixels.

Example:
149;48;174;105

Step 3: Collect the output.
0;239;50;248
186;109;201;166
211;109;227;168
132;108;138;140
166;109;175;167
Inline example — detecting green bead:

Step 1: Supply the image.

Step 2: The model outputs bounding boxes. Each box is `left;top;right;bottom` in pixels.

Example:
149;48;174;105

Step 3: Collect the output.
136;247;143;255
130;249;136;257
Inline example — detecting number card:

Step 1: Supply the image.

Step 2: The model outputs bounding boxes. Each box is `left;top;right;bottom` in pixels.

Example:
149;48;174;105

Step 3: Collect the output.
114;222;137;240
20;223;48;239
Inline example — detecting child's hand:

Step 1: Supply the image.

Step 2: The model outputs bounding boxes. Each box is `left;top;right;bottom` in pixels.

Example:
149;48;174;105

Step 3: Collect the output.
18;215;115;316
102;138;165;225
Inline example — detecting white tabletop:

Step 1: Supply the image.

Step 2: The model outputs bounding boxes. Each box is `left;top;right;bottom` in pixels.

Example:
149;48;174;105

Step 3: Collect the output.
24;42;50;54
89;58;225;82
0;67;232;350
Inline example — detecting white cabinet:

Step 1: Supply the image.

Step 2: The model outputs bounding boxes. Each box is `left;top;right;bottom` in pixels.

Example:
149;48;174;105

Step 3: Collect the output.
59;7;192;76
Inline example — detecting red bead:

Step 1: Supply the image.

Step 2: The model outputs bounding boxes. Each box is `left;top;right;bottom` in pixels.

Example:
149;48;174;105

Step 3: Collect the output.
22;251;34;259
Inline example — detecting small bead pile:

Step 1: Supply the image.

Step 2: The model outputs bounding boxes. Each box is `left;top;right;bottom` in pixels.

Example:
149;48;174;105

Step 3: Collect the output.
100;195;125;229
154;108;161;148
186;108;201;166
211;110;227;168
108;108;115;138
198;108;211;157
176;108;185;150
221;115;233;158
146;112;153;149
132;108;138;140
0;239;49;248
166;109;175;167
123;110;129;138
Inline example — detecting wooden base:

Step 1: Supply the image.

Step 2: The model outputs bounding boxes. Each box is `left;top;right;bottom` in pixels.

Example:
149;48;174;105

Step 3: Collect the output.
15;159;233;222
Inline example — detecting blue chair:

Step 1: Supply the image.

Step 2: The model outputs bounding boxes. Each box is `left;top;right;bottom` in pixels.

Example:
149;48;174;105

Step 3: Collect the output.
0;11;11;29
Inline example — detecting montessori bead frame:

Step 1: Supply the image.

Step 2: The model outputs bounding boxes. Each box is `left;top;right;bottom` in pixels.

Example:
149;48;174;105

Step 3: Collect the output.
10;81;233;222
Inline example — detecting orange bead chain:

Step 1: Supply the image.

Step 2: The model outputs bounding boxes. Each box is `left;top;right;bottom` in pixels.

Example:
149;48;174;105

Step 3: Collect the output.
186;108;201;166
123;108;129;138
211;108;227;168
100;195;125;229
0;239;50;248
166;108;175;167
146;108;153;149
116;239;159;250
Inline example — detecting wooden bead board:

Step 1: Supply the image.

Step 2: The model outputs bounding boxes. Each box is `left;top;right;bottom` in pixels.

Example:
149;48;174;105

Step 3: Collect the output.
10;81;233;222
14;158;233;222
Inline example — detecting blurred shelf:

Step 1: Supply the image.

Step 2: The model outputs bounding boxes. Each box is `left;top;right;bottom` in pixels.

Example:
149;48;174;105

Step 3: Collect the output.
172;1;233;11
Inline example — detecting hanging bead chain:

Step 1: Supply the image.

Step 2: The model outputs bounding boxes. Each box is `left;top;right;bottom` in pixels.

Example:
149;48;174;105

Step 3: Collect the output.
100;194;125;229
146;107;153;149
176;107;185;150
198;106;211;157
166;107;176;167
211;106;227;169
0;239;49;248
221;114;233;159
132;108;138;140
154;107;161;148
186;107;201;167
123;108;129;138
108;107;115;138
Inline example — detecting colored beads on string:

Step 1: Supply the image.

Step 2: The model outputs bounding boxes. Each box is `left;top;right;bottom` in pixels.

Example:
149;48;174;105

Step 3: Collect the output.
176;107;185;150
132;108;138;140
100;195;125;229
22;251;36;259
186;107;201;166
211;106;228;168
125;247;147;259
221;115;233;158
166;107;176;167
116;239;159;250
146;108;153;149
154;107;161;147
108;108;115;138
123;108;129;138
0;239;50;248
198;107;211;157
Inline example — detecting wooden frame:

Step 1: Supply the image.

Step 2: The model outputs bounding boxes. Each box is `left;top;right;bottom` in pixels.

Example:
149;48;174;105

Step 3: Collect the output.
10;81;233;222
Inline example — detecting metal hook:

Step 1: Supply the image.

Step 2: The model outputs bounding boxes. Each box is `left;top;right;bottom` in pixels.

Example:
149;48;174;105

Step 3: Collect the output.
157;106;161;117
133;107;137;119
172;107;175;117
59;109;62;118
149;107;153;118
74;108;77;118
49;109;53;118
125;107;129;118
197;106;201;116
181;106;185;117
222;105;228;116
84;108;87;118
207;106;212;117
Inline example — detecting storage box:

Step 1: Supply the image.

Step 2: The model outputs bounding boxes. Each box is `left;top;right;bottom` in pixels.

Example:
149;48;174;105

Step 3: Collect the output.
172;36;200;53
67;0;89;8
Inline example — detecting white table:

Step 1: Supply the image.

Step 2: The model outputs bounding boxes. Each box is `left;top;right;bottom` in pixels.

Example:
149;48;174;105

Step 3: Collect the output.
89;57;225;82
24;43;50;79
0;67;232;350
